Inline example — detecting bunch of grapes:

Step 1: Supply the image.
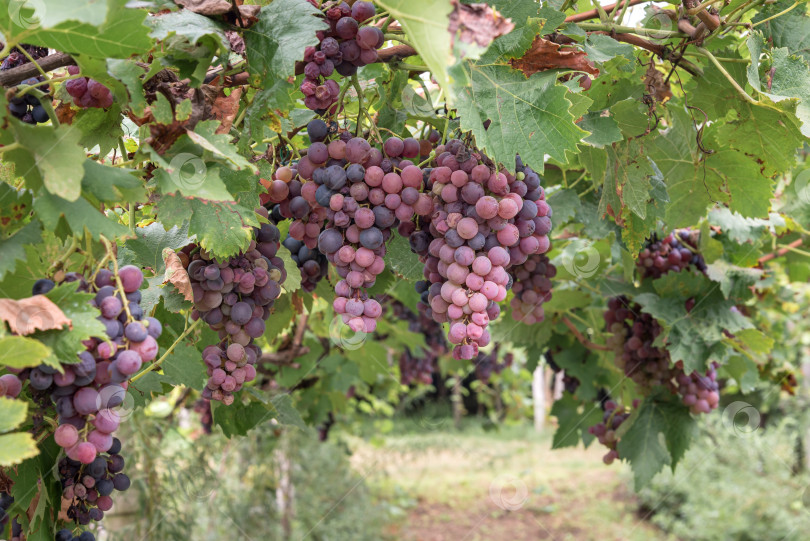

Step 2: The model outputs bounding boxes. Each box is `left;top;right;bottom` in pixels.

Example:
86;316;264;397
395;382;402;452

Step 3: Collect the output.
295;133;432;333
55;528;96;541
675;361;720;414
193;398;213;434
300;1;382;112
509;253;555;325
0;491;18;540
389;301;446;385
184;207;286;404
415;145;551;359
589;400;636;465
24;267;156;466
637;229;706;279
0;44;48;70
64;67;113;109
474;346;514;383
56;436;129;533
604;296;677;391
7;77;50;124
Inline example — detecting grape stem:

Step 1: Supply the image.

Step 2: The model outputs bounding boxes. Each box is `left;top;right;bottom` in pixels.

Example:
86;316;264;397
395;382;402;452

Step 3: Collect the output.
130;318;204;384
49;237;80;273
383;34;416;50
757;238;806;264
561;316;611;350
0;142;22;154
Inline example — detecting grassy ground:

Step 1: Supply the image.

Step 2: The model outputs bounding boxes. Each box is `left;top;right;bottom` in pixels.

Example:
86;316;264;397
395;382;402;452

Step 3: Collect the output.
342;409;678;541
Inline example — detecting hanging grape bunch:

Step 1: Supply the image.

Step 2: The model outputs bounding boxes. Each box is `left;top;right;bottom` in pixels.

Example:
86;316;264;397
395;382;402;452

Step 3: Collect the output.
300;0;382;112
20;266;154;536
0;44;48;70
589;400;636;465
509;253;555;325
64;66;113;109
296;129;433;334
7;77;50;124
415;146;552;359
474;346;513;383
183;207;286;404
389;300;446;385
637;229;706;279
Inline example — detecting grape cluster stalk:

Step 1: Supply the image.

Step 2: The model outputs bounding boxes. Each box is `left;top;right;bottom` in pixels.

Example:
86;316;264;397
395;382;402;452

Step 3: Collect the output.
183;207;286;404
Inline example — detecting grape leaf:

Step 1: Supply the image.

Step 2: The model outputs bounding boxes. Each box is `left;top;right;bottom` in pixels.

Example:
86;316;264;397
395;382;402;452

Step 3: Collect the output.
2;122;87;202
269;394;307;430
23;0;153;58
107;58;147;116
714;100;804;176
583;34;634;63
244;0;325;81
618;394;696;489
687;50;747;119
160;343;206;390
184;120;255;172
579;113;623;148
147;9;229;53
277;245;302;294
156;194;258;259
385;234;423;281
121;221;191;274
752;0;810;62
376;0;454;97
599;140;656;220
212;399;271;437
0;397;28;432
546;188;581;225
0;220;41;281
0;336;51;369
454;62;587;170
708;207;770;243
33;0;109;28
81;160;146;204
71;104;124;158
550;392;602;448
0;433;39;467
33;193;130;240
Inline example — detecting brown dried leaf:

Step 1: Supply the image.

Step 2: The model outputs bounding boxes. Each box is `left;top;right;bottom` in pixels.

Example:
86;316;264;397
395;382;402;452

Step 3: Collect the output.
225;30;246;54
162;248;194;302
175;0;232;15
0;296;71;336
449;0;515;49
510;36;599;77
235;5;260;25
644;64;672;103
54;102;76;125
212;87;242;134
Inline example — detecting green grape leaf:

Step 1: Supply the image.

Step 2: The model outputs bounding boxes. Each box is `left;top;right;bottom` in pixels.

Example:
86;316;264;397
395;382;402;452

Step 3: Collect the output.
121;221;191;274
81;160;146;204
579;112;623;148
583;34;634;63
599;140;656;220
376;0;454;97
546;188;581;225
0;397;28;433
0;433;39;466
0;336;52;369
212;400;271;437
269;394;307;430
160;343;206;390
687;50;747;119
107;58;147;116
454;64;587;170
708;208;770;243
33;193;130;240
156;194;258;259
752;0;810;63
0;220;42;281
610;99;649;137
33;0;109;28
147;8;229;52
71;104;124;157
385;234;423;281
550;392;603;448
277;245;302;294
23;0;153;58
715;100;804;176
722;355;759;393
618;394;696;489
3;122;87;202
244;0;325;82
184;120;255;172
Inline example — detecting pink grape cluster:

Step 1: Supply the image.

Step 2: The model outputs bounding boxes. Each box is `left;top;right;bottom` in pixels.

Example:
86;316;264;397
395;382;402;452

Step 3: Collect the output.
589;400;636;465
295;134;432;333
64;67;113;109
604;296;677;391
509;253;556;325
301;0;382;112
637;229;706;279
416;145;551;359
675;361;720;414
185;208;285;404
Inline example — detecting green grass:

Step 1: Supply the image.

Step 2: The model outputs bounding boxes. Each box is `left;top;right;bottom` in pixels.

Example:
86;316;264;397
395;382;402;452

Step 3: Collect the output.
338;411;678;541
